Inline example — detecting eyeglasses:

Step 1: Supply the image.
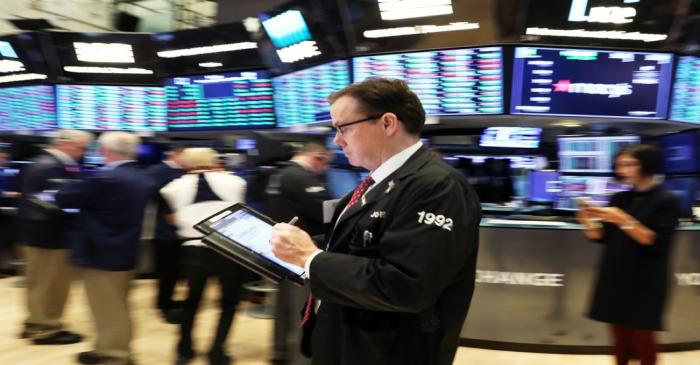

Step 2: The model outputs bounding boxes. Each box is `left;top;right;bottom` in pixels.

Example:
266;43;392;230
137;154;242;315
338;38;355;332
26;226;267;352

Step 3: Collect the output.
331;115;383;135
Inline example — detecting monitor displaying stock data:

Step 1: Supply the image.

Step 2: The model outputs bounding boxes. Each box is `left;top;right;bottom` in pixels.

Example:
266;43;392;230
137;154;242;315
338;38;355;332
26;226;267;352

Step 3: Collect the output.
56;85;166;131
479;127;542;148
353;47;503;115
555;176;630;210
0;85;56;130
511;47;673;119
670;56;700;124
273;60;350;127
558;135;640;173
166;71;275;131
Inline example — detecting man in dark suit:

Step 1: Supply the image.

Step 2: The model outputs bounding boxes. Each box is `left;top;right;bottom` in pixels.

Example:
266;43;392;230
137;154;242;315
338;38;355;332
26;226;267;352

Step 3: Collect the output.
265;142;331;365
56;131;153;365
17;129;93;345
271;78;481;365
145;146;185;323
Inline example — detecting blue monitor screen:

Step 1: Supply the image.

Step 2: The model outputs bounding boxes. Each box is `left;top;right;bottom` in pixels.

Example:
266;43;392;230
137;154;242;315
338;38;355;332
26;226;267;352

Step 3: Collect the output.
480;127;541;148
662;177;698;218
353;47;503;115
511;47;673;119
528;170;560;203
558;135;640;173
657;130;700;174
273;60;350;127
555;176;630;210
165;71;275;131
260;10;313;49
0;85;56;130
670;56;700;123
326;168;360;198
57;85;166;131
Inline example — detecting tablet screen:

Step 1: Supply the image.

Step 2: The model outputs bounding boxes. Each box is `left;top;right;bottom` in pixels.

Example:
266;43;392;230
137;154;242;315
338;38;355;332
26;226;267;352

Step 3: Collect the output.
209;208;305;276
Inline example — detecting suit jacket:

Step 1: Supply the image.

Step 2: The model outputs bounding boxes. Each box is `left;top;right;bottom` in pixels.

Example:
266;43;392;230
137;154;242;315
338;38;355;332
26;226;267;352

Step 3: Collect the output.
55;162;154;271
17;152;81;249
145;162;184;240
306;147;481;365
264;161;331;236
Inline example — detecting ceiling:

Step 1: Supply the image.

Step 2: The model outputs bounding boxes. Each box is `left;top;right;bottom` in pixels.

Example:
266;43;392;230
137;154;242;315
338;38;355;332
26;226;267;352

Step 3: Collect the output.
0;0;218;35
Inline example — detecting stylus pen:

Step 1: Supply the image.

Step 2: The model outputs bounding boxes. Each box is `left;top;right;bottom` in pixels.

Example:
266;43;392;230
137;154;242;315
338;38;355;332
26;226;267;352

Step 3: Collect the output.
288;216;299;225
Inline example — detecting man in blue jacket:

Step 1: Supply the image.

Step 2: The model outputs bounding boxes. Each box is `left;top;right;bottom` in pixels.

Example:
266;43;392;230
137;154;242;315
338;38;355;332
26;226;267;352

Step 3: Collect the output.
18;129;93;344
56;131;153;365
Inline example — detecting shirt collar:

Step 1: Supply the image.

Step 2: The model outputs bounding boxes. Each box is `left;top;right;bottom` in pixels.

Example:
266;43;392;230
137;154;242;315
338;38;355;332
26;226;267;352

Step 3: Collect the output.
103;160;134;171
45;148;78;166
368;140;422;188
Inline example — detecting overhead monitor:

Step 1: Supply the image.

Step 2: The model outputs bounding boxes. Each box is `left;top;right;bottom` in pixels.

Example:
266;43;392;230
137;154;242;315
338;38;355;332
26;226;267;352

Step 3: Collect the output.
670;56;700;124
511;47;673;119
165;71;275;131
56;85;167;131
257;1;347;75
153;22;264;77
273;60;350;127
0;85;56;130
43;31;160;84
656;129;700;175
555;175;630;210
558;135;640;173
340;0;499;55
353;47;504;115
0;33;51;85
479;127;541;148
522;0;679;47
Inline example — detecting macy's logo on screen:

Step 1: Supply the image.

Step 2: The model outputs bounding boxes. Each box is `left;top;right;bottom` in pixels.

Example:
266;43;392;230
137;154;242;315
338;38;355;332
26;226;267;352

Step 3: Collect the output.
552;80;633;98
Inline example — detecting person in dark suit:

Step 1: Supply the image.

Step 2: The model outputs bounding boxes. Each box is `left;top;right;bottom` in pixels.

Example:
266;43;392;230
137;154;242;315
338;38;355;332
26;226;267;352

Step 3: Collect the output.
577;144;681;365
270;78;481;365
145;145;185;323
265;142;332;365
17;129;93;345
55;131;153;365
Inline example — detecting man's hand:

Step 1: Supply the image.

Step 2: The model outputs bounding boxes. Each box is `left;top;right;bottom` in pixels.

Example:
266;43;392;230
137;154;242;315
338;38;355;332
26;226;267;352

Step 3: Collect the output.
270;223;319;267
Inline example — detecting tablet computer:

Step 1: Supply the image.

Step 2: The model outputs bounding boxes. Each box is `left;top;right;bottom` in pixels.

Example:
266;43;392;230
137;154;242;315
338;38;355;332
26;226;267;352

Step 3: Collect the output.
194;203;305;286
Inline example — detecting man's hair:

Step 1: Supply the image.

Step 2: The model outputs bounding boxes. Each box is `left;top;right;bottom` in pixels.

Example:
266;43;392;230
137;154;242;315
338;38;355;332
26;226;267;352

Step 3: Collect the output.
613;144;662;178
298;141;329;155
181;147;219;169
98;132;140;159
52;129;94;147
328;78;426;135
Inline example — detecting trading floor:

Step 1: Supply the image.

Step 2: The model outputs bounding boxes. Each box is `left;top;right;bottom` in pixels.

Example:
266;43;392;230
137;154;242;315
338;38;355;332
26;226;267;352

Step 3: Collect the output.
0;278;698;365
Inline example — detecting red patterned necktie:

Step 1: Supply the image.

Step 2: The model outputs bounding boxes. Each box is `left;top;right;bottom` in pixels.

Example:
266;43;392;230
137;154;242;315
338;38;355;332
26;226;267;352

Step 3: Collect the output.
346;175;375;210
299;175;375;327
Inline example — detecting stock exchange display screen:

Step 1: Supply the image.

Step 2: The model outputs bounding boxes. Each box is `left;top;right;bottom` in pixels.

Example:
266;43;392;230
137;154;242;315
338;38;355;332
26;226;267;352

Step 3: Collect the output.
670;56;700;124
166;71;275;131
511;47;673;119
353;47;503;115
273;60;349;127
558;135;640;173
0;85;56;130
56;85;167;131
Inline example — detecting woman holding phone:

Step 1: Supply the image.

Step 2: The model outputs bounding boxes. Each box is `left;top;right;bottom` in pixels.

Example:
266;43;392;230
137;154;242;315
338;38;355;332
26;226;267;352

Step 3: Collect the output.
577;144;681;365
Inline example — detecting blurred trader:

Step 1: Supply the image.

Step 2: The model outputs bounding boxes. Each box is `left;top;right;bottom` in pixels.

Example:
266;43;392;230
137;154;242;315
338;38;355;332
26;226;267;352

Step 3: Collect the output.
160;147;247;365
577;144;680;365
265;142;332;365
146;145;185;323
17;129;93;345
270;78;481;365
56;132;153;365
